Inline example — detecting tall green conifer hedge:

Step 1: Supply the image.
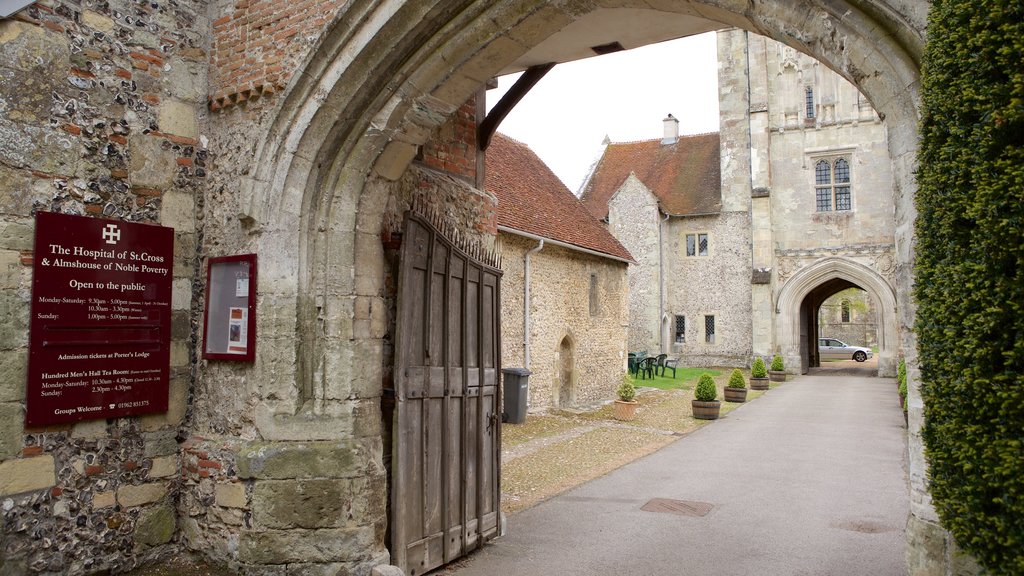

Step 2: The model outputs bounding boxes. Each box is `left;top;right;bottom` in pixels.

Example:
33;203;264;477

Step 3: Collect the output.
915;1;1024;572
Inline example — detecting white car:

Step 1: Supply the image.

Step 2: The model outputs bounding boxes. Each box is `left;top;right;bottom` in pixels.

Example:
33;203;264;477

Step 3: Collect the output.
818;338;873;362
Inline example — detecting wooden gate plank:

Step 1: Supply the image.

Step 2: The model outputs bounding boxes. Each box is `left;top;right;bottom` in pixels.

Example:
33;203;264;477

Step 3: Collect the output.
393;212;502;575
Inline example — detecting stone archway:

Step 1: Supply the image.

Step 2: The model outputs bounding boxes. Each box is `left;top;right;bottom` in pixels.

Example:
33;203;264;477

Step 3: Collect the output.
776;257;898;377
238;0;924;442
223;0;936;573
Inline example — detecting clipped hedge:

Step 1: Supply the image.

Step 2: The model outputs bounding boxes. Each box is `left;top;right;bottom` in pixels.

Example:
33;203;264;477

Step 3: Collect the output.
751;356;768;378
727;369;746;389
915;0;1024;572
694;374;717;402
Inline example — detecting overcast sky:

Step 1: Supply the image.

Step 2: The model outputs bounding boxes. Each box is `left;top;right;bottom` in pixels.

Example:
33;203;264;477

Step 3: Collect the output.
486;32;720;194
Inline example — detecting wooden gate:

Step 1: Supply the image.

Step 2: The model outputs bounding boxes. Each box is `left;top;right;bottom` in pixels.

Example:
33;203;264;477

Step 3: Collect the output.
391;210;502;576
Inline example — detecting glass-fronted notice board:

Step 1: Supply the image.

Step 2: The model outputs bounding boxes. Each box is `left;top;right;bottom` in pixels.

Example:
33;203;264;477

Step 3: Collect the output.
203;254;256;362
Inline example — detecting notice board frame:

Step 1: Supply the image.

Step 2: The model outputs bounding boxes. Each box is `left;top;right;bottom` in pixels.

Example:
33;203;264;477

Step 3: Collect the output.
202;254;256;362
25;211;174;426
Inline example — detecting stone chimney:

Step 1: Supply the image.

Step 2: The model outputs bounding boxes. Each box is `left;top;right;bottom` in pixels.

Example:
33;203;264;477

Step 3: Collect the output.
662;113;679;145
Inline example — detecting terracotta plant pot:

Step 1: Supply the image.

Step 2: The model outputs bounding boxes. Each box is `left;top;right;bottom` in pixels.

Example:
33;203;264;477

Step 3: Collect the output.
613;399;638;421
723;387;747;403
769;370;787;382
691;400;721;420
750;377;769;390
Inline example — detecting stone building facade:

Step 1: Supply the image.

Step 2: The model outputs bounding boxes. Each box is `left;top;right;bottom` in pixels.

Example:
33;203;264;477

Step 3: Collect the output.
0;2;967;576
486;134;631;411
583;30;897;375
591;132;752;366
723;29;900;377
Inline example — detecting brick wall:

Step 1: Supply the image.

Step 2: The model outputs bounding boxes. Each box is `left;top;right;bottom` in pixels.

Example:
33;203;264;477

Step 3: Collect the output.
420;99;480;183
209;0;346;109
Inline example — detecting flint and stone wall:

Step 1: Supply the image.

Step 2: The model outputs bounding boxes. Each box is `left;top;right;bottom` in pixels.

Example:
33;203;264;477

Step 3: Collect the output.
606;174;661;354
662;212;752;367
0;1;207;572
499;233;628;411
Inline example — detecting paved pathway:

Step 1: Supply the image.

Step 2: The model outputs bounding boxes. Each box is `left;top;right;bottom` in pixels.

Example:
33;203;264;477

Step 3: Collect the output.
442;373;908;576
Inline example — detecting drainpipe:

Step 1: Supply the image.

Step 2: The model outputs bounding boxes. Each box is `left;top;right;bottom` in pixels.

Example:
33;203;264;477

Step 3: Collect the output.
523;239;544;370
658;211;669;352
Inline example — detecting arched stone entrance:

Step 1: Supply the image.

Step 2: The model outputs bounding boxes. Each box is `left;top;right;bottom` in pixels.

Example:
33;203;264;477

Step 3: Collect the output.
556;334;576;408
238;0;924;451
222;0;936;573
776;257;898;377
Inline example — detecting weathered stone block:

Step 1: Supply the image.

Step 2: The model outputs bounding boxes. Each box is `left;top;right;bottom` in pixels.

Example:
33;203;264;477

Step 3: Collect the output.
0;120;80;175
237;527;377;564
0;455;55;496
149;455;178;478
0;402;23;459
215;482;247;509
284;564;350;576
143;429;179;458
128;135;177;190
139;377;187;431
0;220;32;253
171;278;192;311
157;98;199;139
252;479;351;529
905;514;947;576
0;349;26;402
0;166;48;216
164;59;207;103
70;419;108;439
370;564;404;576
134;503;176;546
161;190;196;234
0;290;29;351
92;490;116;510
236;441;367;480
81;10;115;34
0;22;69;122
117;482;167;508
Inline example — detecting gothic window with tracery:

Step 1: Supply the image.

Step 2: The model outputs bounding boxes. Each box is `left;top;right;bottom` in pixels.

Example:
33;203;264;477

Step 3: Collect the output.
815;157;852;212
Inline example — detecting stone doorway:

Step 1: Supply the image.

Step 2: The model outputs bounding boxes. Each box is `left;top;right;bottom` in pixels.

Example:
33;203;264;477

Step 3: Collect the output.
777;257;898;377
557;335;576;408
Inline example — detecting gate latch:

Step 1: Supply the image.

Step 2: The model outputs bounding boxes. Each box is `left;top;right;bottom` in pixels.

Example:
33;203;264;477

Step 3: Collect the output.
486;411;497;434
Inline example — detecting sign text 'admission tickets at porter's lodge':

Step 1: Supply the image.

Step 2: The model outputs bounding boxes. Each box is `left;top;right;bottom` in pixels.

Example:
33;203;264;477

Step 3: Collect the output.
26;212;174;426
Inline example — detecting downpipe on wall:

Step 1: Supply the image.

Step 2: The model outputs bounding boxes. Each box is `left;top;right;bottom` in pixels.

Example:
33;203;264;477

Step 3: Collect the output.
524;238;544;370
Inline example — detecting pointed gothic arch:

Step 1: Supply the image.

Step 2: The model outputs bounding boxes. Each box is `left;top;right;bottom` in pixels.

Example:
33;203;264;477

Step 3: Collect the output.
216;1;936;571
775;257;898;377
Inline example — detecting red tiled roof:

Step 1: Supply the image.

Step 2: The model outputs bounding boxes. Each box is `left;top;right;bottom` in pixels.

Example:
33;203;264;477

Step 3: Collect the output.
579;133;721;219
484;133;633;262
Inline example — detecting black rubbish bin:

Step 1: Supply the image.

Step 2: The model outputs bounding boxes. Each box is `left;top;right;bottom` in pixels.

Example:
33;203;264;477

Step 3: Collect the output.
501;368;531;424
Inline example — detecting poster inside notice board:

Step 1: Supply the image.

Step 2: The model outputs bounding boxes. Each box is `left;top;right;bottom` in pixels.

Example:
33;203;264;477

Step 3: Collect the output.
26;212;174;426
203;254;256;362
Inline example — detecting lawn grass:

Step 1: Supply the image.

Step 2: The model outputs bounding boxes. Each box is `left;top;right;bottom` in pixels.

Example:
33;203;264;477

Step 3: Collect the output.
629;366;721;390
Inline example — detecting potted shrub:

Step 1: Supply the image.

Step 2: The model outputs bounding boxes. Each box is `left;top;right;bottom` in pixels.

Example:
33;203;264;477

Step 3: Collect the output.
691;373;721;420
613;377;638;421
750;357;769;390
769;354;786;382
724;369;748;403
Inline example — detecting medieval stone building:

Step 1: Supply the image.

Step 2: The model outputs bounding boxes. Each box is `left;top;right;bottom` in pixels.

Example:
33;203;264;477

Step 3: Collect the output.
581;29;898;376
485;133;631;411
0;2;961;576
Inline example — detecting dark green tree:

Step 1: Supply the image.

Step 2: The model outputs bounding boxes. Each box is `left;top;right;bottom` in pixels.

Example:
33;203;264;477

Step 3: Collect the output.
915;1;1024;573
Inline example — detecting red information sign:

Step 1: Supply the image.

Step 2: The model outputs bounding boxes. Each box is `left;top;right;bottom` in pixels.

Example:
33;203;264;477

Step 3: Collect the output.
26;212;174;426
